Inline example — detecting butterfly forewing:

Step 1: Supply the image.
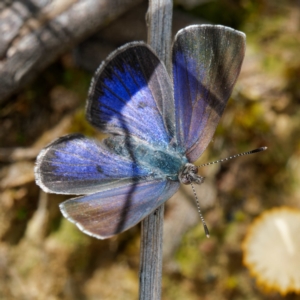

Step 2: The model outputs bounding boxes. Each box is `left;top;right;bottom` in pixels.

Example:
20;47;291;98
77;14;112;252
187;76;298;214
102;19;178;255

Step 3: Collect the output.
60;179;180;239
87;42;176;147
172;25;246;162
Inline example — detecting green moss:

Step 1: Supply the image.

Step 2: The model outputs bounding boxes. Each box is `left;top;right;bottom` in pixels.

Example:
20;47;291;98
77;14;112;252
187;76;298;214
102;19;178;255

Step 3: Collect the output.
243;12;299;76
225;275;238;290
62;68;91;100
16;207;28;221
16;132;27;146
51;218;90;248
69;109;98;136
177;0;257;29
163;276;199;300
285;65;300;99
233;102;270;136
262;54;284;74
175;225;205;278
234;210;246;222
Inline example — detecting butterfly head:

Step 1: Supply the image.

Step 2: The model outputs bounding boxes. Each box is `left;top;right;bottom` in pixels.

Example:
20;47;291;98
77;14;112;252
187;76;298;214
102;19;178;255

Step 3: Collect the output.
178;163;205;185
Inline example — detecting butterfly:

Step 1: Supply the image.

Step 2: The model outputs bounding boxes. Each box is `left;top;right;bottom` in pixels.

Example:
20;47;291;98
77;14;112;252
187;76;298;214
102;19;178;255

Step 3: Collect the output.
35;25;246;239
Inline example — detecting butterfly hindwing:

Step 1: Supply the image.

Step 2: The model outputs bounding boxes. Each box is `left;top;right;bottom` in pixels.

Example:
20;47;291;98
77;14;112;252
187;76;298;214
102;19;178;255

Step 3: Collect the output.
35;134;153;195
60;179;180;239
87;42;176;147
173;25;246;162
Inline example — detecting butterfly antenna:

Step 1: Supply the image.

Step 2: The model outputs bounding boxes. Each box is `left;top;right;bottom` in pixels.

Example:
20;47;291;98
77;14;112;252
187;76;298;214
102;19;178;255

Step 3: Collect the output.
198;146;267;168
190;182;210;238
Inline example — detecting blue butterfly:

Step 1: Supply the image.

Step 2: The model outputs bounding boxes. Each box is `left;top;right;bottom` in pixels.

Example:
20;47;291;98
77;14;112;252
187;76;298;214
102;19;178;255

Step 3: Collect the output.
35;25;246;239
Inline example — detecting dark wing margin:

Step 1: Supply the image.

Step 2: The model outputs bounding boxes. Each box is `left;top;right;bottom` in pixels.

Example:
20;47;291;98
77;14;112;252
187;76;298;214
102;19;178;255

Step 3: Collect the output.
172;25;246;162
35;134;152;195
86;42;176;147
60;179;180;239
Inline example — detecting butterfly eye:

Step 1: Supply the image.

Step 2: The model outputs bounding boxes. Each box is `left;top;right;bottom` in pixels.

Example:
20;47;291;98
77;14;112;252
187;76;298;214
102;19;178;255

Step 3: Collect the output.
190;164;198;174
178;163;204;185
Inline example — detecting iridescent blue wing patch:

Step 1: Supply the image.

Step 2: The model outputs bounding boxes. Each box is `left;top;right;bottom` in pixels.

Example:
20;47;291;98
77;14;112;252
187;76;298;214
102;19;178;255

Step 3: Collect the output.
173;25;246;162
60;179;179;239
35;134;153;195
87;42;176;147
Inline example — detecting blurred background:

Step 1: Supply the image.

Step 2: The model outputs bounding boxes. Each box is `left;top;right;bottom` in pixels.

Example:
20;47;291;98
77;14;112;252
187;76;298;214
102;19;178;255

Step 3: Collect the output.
0;0;300;299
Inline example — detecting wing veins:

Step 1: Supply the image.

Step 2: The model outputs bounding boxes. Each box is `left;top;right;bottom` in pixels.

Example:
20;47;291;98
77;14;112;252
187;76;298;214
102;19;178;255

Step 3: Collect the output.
182;43;196;142
48;148;98;163
106;57;139;101
99;101;156;132
134;48;166;126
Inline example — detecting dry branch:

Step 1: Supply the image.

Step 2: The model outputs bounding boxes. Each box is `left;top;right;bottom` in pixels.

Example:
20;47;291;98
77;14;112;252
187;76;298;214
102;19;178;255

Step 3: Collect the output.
0;0;143;103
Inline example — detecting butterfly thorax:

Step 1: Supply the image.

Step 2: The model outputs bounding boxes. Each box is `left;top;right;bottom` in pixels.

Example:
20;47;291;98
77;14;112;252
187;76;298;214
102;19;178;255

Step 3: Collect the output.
104;136;188;181
178;163;204;185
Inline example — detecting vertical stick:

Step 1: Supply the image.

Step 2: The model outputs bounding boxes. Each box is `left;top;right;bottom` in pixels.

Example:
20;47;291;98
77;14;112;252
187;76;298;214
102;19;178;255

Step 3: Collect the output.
139;1;173;299
147;0;173;73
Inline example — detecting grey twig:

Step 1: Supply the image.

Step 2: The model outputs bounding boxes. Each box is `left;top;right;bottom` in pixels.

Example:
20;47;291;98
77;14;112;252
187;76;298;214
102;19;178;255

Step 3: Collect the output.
139;1;173;299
